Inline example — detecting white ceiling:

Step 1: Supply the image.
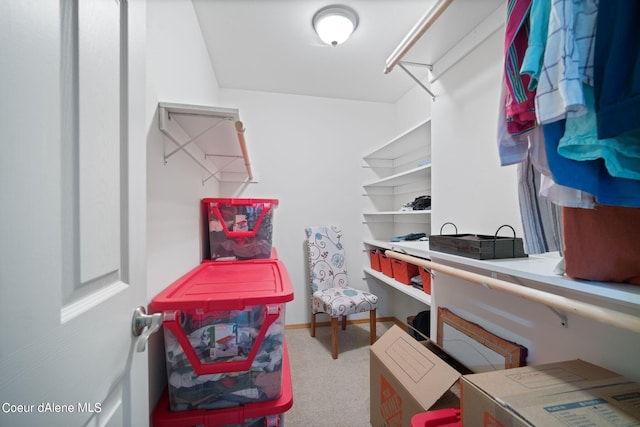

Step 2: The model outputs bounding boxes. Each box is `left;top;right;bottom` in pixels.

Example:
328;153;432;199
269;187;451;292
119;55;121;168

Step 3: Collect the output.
192;0;437;104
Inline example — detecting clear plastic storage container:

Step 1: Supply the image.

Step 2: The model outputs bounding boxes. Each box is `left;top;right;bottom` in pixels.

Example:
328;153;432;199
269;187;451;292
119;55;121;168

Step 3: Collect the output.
203;198;278;260
150;259;294;412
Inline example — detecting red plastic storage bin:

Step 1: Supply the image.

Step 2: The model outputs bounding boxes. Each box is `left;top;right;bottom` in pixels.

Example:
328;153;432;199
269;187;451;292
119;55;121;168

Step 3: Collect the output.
411;408;461;427
391;259;419;285
203;198;278;260
380;253;393;277
149;259;294;412
419;267;432;295
152;344;293;427
369;249;381;271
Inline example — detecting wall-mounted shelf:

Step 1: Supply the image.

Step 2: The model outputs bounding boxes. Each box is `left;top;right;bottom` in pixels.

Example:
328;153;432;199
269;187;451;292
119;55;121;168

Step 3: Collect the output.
363;211;431;226
365;239;430;259
158;102;255;184
363;119;431;168
363;164;431;189
363;210;431;216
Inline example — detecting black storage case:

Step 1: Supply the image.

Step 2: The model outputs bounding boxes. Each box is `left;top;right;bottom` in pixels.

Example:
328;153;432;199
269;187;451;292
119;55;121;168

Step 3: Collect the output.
429;223;527;260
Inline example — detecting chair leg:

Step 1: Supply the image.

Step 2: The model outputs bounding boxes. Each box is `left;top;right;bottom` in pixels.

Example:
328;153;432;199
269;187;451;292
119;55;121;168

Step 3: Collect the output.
370;309;377;345
310;312;316;337
331;317;339;359
341;315;347;331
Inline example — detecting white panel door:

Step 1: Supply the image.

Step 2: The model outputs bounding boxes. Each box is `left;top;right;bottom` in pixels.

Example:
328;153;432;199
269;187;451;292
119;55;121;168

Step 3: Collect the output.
0;1;149;426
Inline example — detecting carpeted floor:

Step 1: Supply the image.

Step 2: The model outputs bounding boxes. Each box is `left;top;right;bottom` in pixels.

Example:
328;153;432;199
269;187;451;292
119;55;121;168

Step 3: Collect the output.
284;321;394;427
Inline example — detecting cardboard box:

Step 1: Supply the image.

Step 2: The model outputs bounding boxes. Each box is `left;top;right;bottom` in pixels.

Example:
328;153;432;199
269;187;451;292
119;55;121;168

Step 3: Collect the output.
461;359;640;427
370;325;462;427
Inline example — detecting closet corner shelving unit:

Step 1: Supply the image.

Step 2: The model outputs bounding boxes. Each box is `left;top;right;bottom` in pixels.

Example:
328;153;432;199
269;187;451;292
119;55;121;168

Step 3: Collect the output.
362;118;432;306
158;102;255;184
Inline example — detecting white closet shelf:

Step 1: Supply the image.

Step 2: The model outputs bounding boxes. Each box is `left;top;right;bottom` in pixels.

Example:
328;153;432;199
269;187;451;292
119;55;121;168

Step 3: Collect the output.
364;266;432;306
365;239;430;259
158;102;255;184
363;119;431;164
363;210;431;216
363;164;431;188
427;251;640;311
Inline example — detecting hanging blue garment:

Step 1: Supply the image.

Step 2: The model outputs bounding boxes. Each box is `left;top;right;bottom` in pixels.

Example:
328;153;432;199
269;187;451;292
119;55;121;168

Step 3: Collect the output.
558;85;640;180
594;0;640;139
544;120;640;207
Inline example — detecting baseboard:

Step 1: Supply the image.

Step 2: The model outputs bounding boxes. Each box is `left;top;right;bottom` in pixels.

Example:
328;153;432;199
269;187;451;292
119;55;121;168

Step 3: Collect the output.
285;316;405;330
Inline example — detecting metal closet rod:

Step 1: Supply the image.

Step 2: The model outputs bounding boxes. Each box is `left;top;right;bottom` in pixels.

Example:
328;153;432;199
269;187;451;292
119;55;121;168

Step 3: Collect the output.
384;0;453;75
384;250;640;335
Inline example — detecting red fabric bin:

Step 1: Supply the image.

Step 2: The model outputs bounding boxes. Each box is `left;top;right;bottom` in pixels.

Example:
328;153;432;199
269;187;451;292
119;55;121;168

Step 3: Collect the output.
380;253;393;277
369;249;381;271
391;259;419;285
152;344;293;427
419;267;432;295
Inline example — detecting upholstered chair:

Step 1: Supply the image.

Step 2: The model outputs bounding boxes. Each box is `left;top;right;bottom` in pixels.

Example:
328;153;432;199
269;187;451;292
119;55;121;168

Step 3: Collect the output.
305;225;378;359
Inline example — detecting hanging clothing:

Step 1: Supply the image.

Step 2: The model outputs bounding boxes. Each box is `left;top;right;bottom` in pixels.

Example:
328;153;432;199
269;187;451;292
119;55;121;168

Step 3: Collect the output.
517;154;563;254
558;85;640;181
594;0;640;140
543;118;640;208
527;124;595;208
498;78;529;166
535;0;594;124
520;0;552;91
504;0;537;136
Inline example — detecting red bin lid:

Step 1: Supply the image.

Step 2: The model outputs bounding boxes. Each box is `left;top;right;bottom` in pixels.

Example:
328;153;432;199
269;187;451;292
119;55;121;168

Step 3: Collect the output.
201;197;279;206
149;259;294;313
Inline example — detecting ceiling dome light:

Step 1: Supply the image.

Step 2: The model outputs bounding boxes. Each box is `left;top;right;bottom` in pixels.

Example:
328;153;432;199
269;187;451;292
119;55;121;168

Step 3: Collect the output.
313;5;359;47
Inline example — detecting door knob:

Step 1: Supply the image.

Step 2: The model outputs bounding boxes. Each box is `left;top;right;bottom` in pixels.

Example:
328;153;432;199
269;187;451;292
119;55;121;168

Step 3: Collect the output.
132;306;162;352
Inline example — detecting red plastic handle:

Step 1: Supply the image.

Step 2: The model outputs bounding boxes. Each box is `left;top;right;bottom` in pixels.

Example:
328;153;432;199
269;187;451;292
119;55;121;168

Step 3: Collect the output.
210;203;272;238
163;307;280;376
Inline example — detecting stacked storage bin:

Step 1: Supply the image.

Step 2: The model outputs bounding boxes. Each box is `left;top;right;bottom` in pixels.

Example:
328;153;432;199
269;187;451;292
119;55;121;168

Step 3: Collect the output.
151;199;294;427
204;198;278;261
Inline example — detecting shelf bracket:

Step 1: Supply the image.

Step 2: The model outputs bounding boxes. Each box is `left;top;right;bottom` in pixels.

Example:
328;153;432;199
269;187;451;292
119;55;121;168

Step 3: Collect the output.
158;103;255;184
547;306;568;328
163;114;229;163
397;62;436;100
509;274;568;328
201;154;243;185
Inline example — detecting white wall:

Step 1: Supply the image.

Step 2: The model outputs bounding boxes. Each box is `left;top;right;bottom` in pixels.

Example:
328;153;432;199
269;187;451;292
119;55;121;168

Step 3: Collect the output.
431;29;521;236
146;0;222;302
145;0;223;411
217;88;396;326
